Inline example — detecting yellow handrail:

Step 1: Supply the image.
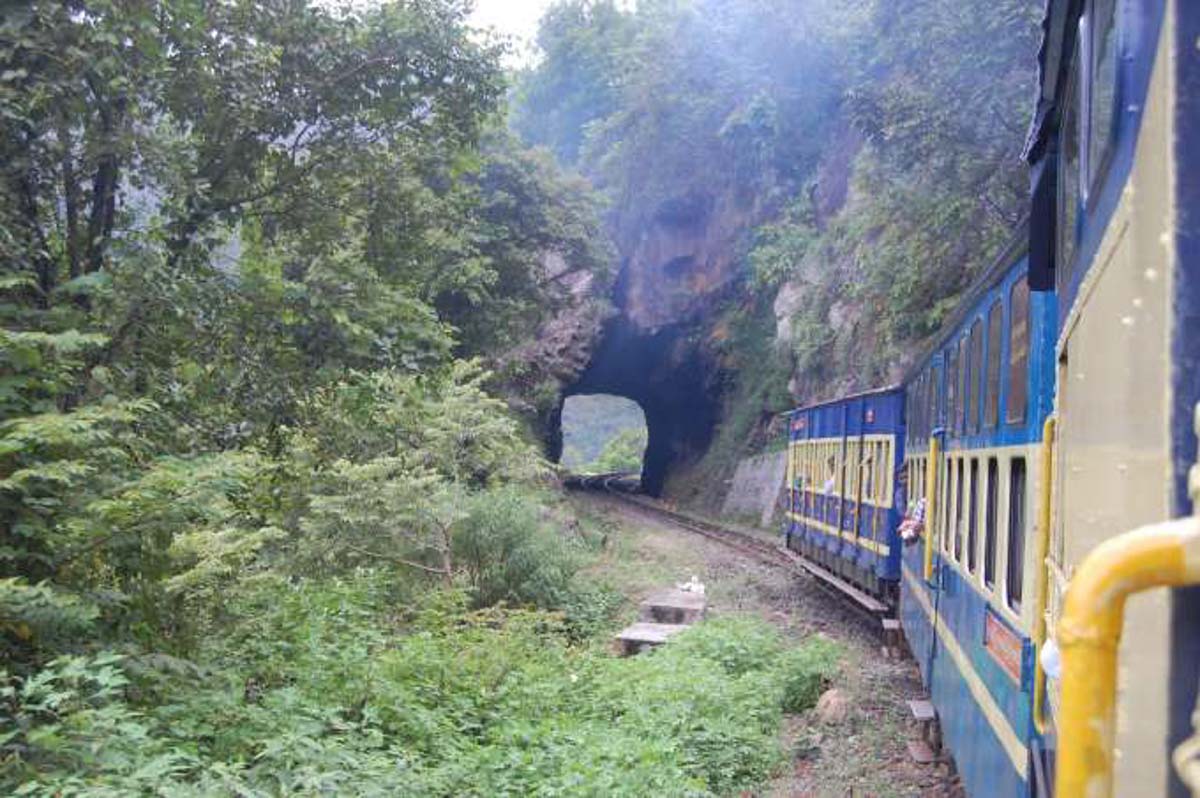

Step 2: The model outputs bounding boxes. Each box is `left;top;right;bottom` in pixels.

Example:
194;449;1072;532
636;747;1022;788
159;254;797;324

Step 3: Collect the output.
923;435;941;581
1055;516;1200;796
1031;415;1056;735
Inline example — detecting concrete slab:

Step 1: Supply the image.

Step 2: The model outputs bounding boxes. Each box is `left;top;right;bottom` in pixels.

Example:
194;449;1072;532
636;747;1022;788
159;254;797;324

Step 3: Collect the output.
638;588;707;625
907;739;937;764
614;622;689;656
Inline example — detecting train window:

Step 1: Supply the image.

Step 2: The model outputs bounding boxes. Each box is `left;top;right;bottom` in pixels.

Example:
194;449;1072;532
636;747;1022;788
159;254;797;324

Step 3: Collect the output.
1006;458;1027;612
967;459;979;574
946;349;958;439
1058;36;1083;292
985;302;1002;429
931;364;940;432
960;337;970;437
1007;278;1030;425
925;371;936;436
968;320;983;434
943;457;954;554
984;457;998;588
905;393;914;445
921;373;931;439
953;459;964;561
1087;0;1118;199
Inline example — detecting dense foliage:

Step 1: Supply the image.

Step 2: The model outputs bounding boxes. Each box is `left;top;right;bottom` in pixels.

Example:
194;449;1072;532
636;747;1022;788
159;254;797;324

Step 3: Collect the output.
517;0;1037;383
4;587;839;795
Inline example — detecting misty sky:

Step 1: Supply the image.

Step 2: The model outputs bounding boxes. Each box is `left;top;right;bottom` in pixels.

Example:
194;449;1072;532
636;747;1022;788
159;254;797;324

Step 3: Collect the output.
469;0;555;65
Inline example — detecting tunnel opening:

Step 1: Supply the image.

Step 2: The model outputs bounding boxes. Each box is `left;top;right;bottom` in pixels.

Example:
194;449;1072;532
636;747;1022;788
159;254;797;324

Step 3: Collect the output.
559;395;647;481
552;317;722;497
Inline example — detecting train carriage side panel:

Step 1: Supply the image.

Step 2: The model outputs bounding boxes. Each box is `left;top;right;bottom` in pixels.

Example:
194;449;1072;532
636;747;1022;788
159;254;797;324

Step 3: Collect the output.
784;389;906;597
898;248;1057;798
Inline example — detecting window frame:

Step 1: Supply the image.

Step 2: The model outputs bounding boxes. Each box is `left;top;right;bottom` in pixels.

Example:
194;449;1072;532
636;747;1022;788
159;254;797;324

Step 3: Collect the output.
1057;31;1084;293
1084;0;1120;209
984;456;999;589
1006;278;1031;426
953;458;964;562
985;301;1003;429
967;458;979;575
967;319;983;435
1006;457;1028;612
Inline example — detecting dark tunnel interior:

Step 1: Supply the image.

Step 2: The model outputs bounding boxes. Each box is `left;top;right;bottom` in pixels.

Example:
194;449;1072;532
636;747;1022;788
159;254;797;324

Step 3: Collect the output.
551;320;720;496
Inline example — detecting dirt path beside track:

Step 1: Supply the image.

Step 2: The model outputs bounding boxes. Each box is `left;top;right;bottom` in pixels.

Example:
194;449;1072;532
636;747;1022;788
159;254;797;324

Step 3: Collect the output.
571;492;964;798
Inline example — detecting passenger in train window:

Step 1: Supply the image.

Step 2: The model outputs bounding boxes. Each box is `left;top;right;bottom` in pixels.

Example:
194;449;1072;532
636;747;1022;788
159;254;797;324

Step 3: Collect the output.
822;455;837;494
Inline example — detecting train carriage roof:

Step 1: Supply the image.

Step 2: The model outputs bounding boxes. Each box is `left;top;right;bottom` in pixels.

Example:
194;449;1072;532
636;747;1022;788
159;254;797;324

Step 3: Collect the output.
784;385;904;417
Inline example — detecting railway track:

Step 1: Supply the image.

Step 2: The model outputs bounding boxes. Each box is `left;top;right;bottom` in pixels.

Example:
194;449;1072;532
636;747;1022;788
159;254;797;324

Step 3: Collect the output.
567;474;891;619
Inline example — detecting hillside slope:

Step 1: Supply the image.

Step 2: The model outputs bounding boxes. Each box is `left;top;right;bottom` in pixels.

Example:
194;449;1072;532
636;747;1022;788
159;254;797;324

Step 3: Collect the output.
513;0;1040;511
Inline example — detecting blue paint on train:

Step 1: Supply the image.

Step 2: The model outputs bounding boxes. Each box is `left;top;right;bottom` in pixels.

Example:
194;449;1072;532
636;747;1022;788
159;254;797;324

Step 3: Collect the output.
785;388;906;586
901;548;1031;798
783;3;1193;794
893;248;1054;798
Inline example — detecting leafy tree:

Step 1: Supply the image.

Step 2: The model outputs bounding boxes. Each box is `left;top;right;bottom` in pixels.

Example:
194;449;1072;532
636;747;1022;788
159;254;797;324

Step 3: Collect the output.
588;426;647;473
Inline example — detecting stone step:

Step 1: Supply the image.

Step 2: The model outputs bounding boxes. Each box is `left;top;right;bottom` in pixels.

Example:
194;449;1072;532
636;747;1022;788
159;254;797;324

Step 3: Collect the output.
906;738;937;765
614;622;690;656
908;698;936;723
638;588;707;625
908;699;941;750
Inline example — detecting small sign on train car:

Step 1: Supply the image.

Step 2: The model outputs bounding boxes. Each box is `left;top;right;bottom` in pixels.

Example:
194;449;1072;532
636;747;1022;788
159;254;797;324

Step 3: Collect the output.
983;608;1023;683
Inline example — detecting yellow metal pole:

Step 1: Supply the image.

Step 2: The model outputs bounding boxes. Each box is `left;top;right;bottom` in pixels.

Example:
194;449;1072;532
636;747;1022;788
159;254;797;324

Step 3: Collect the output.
1054;517;1200;797
1032;415;1056;735
923;435;941;581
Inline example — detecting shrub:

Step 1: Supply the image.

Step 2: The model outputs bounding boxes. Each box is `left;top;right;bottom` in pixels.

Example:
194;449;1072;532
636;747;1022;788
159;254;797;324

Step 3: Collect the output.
2;588;843;797
778;634;842;713
452;487;579;609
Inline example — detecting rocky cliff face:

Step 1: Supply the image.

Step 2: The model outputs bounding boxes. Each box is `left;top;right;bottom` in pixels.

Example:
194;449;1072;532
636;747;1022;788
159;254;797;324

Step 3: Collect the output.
620;190;758;331
552;178;775;495
516;114;877;499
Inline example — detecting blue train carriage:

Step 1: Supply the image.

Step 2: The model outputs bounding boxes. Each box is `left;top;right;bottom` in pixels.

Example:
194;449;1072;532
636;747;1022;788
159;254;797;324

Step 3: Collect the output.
784;387;906;600
898;227;1058;798
1023;0;1200;796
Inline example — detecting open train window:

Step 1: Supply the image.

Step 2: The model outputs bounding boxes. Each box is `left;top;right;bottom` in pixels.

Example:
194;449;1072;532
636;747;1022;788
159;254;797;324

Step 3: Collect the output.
953;459;964;561
984;457;998;589
1057;35;1083;294
967;320;982;434
943;457;954;554
1086;0;1118;202
985;302;1002;428
967;459;979;574
1006;458;1027;612
1007;278;1030;425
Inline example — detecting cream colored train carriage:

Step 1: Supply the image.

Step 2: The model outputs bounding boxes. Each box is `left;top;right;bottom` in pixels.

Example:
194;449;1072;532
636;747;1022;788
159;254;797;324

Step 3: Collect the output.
1021;0;1200;795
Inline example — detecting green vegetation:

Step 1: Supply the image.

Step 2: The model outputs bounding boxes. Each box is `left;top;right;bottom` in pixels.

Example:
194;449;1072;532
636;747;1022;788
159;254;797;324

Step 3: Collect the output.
516;0;1036;383
559;393;646;469
4;586;839;795
588;427;648;473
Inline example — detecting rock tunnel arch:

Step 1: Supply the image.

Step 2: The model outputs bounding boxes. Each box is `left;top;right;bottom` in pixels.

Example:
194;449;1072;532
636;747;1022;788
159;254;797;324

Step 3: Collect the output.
550;320;721;496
